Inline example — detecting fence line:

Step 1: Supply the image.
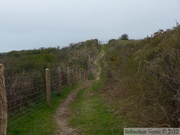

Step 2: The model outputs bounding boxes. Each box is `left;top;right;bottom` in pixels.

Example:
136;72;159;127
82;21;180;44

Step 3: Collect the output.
0;64;7;135
0;64;91;134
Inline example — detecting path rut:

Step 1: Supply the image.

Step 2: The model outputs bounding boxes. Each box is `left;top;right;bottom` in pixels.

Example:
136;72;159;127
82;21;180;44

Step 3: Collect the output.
54;88;79;135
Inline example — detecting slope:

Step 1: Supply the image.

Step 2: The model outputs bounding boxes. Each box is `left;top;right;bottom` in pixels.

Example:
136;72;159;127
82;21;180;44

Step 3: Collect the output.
102;25;180;127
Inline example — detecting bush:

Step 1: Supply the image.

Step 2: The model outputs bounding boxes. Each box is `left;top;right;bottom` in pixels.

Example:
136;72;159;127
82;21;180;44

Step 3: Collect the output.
120;33;129;40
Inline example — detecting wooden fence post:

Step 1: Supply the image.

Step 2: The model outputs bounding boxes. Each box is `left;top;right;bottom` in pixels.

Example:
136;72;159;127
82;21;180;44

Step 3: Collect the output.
58;67;62;95
82;69;84;80
0;64;7;135
70;67;73;83
88;55;91;80
75;66;78;82
79;68;81;81
67;67;70;86
83;69;86;80
72;65;75;83
45;68;51;107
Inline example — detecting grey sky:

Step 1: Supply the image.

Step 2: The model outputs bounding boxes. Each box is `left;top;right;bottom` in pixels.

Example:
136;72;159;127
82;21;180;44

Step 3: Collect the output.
0;0;180;52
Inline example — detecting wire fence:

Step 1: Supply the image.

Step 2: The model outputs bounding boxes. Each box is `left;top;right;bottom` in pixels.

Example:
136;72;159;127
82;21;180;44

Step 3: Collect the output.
6;68;45;124
0;64;91;134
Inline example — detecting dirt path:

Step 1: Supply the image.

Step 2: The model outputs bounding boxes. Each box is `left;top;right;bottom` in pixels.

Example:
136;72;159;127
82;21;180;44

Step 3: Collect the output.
54;88;79;135
54;81;92;135
54;48;104;135
93;49;105;80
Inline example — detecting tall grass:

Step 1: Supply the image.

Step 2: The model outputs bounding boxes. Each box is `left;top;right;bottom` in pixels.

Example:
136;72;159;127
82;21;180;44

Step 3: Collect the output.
103;25;180;127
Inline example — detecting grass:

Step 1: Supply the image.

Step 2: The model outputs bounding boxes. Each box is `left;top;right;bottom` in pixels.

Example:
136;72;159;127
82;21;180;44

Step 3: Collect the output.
70;46;131;135
70;80;131;135
7;83;78;135
102;26;180;127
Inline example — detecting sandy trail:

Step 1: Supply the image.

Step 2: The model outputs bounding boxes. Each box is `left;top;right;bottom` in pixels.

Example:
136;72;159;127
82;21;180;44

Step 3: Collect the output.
54;88;79;135
93;49;105;80
54;49;104;135
54;81;92;135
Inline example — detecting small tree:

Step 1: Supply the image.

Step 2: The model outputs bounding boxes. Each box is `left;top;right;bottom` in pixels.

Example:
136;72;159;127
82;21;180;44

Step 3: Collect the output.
120;33;129;40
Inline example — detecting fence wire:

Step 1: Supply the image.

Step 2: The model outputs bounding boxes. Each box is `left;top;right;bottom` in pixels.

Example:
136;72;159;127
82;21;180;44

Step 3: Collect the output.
4;66;89;126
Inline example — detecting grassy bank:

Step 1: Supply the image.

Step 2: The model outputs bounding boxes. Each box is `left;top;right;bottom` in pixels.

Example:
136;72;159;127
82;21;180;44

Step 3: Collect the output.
7;83;78;135
103;26;180;127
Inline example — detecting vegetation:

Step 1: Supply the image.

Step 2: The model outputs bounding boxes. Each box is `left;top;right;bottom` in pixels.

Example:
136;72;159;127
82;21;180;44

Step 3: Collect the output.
70;82;131;135
0;39;100;135
7;84;78;135
103;25;180;127
1;24;180;134
120;33;129;40
70;48;132;134
0;39;100;71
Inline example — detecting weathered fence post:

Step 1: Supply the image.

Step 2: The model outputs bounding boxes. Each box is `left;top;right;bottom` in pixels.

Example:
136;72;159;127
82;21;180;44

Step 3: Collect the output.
81;68;83;81
72;65;75;83
45;68;51;107
67;67;70;86
79;68;82;81
88;54;91;80
71;67;73;83
83;69;86;80
75;66;79;82
88;54;91;61
82;69;84;80
58;67;62;95
81;68;83;80
0;64;7;135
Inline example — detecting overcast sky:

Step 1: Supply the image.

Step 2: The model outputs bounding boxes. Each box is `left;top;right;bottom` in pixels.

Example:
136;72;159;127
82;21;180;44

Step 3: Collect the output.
0;0;180;53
